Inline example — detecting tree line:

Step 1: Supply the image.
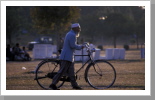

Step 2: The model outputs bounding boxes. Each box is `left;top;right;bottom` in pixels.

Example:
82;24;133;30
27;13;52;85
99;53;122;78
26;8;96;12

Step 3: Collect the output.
6;6;145;48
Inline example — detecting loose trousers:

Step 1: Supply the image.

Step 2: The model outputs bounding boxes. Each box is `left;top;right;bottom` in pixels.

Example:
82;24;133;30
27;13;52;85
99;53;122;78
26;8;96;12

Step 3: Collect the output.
52;60;79;87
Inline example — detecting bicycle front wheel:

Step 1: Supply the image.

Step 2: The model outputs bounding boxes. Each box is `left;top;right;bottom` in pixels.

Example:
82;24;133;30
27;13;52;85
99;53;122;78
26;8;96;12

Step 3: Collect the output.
85;60;116;89
35;59;65;90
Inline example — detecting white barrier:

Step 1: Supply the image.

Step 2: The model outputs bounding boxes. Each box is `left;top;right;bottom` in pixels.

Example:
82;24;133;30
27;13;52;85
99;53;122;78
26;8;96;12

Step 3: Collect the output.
119;48;125;59
32;44;126;60
74;49;96;61
52;45;57;53
113;48;120;59
105;48;114;60
33;44;56;59
100;48;126;60
74;48;126;61
93;49;100;60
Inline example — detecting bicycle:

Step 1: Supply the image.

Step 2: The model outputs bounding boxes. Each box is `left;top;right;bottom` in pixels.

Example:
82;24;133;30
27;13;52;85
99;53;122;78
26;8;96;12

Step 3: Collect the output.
34;43;116;90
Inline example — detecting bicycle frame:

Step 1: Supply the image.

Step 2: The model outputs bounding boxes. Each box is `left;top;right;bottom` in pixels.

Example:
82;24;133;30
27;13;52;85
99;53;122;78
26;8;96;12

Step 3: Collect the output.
74;48;95;74
35;42;116;89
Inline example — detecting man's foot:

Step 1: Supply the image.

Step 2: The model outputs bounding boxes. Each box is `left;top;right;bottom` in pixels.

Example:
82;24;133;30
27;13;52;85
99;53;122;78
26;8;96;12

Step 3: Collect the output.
73;86;82;90
49;84;60;90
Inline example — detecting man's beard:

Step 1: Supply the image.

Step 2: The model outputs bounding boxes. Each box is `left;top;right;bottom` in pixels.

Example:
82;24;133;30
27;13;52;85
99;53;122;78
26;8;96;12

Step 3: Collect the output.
76;32;80;37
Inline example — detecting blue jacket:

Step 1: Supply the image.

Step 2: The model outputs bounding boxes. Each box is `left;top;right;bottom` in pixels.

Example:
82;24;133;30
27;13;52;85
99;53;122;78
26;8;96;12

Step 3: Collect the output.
60;30;82;62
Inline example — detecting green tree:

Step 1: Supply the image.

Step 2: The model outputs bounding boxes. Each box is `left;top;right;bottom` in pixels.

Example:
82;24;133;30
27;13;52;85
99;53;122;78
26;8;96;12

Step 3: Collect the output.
6;6;31;45
30;6;80;35
78;6;145;48
130;6;145;49
6;7;20;44
103;13;133;48
78;6;101;43
30;6;80;55
98;6;145;48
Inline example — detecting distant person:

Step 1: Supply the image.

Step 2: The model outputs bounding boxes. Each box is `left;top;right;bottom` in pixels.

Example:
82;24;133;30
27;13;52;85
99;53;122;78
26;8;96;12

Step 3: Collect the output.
22;46;31;61
6;44;14;61
13;43;23;56
49;23;84;90
13;43;27;61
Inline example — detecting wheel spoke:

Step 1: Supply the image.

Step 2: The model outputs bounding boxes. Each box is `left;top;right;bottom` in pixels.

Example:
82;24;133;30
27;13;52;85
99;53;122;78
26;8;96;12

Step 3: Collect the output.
86;60;116;89
93;64;103;76
35;60;65;89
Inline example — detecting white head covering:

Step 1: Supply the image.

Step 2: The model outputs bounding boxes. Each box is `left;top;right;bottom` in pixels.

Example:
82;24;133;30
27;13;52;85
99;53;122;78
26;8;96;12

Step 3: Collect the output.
71;23;80;28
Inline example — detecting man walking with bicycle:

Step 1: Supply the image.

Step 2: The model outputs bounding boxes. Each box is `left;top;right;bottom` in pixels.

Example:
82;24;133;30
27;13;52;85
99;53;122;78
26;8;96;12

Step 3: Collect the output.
49;23;84;90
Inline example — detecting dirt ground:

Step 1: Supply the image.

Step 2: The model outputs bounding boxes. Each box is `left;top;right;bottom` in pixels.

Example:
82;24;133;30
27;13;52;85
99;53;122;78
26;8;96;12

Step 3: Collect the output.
6;49;145;90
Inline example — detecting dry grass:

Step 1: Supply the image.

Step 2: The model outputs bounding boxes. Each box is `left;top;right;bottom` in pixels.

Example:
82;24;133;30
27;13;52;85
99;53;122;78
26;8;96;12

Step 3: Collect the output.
6;49;145;90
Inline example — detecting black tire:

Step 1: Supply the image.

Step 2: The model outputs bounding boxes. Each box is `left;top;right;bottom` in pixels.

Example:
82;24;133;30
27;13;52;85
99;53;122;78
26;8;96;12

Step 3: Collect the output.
35;59;65;90
85;60;116;89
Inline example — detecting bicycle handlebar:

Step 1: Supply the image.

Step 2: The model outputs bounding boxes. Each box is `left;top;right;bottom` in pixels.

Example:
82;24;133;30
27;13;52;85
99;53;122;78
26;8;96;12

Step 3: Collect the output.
83;42;95;54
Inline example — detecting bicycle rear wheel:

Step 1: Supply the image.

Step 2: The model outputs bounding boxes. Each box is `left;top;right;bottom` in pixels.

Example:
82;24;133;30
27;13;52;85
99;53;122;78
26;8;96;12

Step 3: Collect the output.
85;60;116;89
35;59;65;90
